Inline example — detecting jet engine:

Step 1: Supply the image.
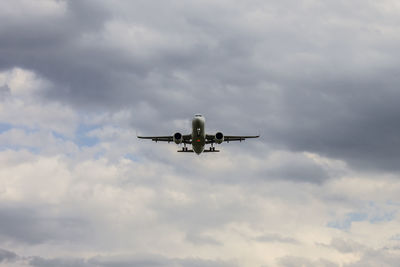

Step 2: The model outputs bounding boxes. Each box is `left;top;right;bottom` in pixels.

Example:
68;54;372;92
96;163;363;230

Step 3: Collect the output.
173;132;183;144
215;132;224;144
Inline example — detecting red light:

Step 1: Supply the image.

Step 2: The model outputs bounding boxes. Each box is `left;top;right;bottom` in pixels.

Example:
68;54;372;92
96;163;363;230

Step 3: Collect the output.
197;139;201;142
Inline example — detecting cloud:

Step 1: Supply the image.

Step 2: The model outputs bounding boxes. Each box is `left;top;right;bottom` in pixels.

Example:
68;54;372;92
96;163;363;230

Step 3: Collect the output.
277;256;339;267
1;1;400;266
0;68;79;137
0;248;18;263
0;249;236;267
326;238;365;254
344;250;400;267
1;0;399;171
256;233;299;244
0;203;91;245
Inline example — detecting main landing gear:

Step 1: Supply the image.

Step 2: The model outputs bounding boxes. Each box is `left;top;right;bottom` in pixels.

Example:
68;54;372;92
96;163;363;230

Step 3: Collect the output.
209;143;216;151
182;143;189;152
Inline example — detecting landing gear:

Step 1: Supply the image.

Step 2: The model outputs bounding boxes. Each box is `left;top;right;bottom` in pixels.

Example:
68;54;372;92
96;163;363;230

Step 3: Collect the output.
209;143;216;151
182;143;188;152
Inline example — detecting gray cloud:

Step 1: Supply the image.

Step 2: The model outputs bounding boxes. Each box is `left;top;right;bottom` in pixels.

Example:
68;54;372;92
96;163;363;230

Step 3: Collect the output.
1;1;400;266
317;238;365;254
29;257;90;267
0;248;18;263
344;248;400;267
256;233;299;244
0;248;236;267
315;238;400;267
185;232;222;246
278;256;339;267
0;204;90;244
1;0;400;172
0;84;10;100
28;254;235;267
261;154;331;184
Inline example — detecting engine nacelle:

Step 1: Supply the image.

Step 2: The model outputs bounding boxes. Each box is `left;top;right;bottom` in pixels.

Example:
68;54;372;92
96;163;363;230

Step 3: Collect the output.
215;132;224;144
173;132;183;144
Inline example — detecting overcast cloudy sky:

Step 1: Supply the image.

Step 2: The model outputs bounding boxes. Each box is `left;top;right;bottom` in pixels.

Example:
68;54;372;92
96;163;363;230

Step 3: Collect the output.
1;0;400;266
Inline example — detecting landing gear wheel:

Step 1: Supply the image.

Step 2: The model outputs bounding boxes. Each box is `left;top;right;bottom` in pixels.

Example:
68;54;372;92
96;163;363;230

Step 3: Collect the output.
209;143;216;151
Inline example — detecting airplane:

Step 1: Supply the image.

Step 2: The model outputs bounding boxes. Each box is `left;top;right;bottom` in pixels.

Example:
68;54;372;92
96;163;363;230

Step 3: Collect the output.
137;114;259;154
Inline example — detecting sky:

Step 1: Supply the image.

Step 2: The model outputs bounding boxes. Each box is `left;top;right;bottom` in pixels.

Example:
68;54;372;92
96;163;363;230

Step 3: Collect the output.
1;0;400;266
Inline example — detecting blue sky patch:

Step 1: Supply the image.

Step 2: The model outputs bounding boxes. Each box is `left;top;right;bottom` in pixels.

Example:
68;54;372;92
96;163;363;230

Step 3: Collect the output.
327;203;397;231
390;234;400;241
74;124;100;147
327;212;368;230
51;131;69;141
124;153;140;162
0;122;13;133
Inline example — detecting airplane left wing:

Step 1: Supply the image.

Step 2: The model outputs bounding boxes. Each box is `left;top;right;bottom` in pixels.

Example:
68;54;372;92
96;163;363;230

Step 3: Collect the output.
223;135;260;142
206;134;259;143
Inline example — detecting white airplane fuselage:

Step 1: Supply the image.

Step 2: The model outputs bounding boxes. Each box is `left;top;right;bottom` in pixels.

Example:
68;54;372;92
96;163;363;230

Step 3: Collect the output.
191;115;206;154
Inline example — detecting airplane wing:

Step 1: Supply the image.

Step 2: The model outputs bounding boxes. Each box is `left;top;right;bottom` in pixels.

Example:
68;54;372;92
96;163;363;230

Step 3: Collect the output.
205;134;259;143
137;134;192;143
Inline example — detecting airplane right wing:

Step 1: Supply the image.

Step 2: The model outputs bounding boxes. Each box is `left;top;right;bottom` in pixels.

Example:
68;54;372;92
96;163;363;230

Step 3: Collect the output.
137;134;192;143
137;135;173;142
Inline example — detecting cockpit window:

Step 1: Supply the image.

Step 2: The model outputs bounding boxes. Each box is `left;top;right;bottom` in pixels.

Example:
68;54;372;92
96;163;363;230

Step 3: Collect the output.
195;114;202;117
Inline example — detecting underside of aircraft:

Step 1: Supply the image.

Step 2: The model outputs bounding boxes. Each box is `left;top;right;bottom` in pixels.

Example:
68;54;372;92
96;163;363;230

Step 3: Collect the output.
137;114;259;155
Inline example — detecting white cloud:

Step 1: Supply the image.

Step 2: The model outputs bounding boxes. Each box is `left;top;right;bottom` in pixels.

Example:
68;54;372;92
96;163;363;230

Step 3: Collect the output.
0;68;78;137
0;0;66;19
1;129;400;266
